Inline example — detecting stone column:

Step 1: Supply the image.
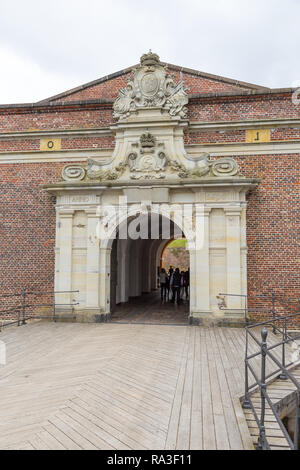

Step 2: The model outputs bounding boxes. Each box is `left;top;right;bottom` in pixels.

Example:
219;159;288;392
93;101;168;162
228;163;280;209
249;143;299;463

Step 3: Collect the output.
189;248;196;312
118;239;129;303
86;210;100;311
225;206;243;310
99;247;112;315
193;207;211;316
57;209;74;308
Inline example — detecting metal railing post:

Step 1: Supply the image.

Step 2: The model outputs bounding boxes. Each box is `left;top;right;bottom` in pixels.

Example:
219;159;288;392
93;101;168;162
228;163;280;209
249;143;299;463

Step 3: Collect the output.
243;328;251;409
279;316;287;380
22;287;26;325
245;295;248;326
272;292;276;334
17;308;20;327
257;327;268;450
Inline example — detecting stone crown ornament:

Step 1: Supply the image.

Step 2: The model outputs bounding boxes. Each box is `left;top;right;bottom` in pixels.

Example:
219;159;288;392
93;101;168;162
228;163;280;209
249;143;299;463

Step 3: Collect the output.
140;132;156;148
113;51;189;120
140;50;160;66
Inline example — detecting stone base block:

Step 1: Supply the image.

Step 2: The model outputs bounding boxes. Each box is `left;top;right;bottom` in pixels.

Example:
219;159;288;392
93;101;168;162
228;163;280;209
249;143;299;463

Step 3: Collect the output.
189;312;246;328
51;309;112;323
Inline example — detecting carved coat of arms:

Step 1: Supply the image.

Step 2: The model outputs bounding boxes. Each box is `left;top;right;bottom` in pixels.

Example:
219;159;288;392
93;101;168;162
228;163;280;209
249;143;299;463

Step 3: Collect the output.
113;51;189;120
127;133;168;180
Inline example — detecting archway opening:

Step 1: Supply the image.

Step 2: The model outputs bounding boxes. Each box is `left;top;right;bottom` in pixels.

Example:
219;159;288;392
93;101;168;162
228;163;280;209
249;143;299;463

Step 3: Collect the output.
109;213;190;324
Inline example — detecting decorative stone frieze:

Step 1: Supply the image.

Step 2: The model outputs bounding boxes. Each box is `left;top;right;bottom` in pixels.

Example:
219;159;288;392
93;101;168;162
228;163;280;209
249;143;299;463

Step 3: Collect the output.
61;154;240;182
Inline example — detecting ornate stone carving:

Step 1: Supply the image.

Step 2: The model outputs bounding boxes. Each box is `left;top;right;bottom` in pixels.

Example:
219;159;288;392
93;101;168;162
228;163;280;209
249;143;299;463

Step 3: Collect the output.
113;51;189;120
180;156;240;179
61;152;240;183
62;164;86;181
86;158;126;181
210;158;239;177
127;132;168;179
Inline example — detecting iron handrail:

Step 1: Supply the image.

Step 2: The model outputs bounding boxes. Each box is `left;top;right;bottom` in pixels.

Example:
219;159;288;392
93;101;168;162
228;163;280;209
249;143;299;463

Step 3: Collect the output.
0;289;79;331
243;311;300;450
0;289;79;297
218;291;300;334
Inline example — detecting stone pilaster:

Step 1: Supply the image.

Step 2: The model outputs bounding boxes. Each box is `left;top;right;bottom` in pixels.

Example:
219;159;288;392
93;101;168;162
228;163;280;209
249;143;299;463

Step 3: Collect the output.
225;206;243;310
85;210;100;310
193;207;211;316
57;209;74;308
99;247;112;314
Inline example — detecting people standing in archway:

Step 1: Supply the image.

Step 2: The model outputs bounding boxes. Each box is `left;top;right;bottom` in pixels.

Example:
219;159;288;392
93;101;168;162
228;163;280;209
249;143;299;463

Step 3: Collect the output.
165;271;170;301
170;268;181;304
180;270;185;300
184;268;190;300
159;268;168;301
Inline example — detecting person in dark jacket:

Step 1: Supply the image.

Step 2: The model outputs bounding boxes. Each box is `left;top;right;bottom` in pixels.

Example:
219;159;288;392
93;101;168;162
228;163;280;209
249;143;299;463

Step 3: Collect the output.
170;268;181;304
159;268;167;301
184;268;190;299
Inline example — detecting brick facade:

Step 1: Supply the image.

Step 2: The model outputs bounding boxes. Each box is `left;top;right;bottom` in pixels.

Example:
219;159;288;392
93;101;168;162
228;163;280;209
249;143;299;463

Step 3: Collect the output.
0;62;299;323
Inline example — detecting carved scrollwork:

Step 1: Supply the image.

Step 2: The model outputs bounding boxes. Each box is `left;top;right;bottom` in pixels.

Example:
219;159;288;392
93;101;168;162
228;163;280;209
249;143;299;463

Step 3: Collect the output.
86;158;126;181
168;156;240;179
61;164;86;181
113;51;189;120
61;152;240;184
211;158;239;177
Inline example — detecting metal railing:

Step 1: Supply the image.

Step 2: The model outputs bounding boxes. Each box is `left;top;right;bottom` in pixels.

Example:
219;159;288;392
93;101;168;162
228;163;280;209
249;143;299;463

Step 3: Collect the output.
218;291;300;327
0;288;79;331
242;312;300;450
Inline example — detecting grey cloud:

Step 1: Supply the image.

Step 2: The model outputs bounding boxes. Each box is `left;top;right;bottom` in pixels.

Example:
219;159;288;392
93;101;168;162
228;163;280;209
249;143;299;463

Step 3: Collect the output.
0;0;299;103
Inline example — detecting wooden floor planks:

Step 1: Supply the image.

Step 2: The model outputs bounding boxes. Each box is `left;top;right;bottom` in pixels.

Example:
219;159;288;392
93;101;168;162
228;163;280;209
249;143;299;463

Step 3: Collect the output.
0;321;268;450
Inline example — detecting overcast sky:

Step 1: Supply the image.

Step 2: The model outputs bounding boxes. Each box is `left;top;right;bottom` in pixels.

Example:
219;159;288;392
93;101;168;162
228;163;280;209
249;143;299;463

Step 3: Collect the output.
0;0;300;104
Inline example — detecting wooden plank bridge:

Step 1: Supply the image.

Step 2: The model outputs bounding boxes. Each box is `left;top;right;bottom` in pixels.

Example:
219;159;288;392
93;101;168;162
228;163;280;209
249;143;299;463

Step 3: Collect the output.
0;321;298;450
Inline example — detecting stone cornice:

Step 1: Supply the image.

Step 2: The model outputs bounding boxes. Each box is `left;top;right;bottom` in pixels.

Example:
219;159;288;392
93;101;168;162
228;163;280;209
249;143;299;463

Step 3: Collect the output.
189;118;300;131
1;117;300;141
189;88;296;101
1;139;300;164
42;177;260;194
186;140;300;156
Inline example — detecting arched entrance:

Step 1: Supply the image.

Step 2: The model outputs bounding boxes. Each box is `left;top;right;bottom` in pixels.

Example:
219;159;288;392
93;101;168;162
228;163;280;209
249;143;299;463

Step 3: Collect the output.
106;212;190;324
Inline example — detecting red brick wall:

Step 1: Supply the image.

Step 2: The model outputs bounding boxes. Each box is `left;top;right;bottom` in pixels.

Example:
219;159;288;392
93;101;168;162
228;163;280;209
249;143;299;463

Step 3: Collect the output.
237;153;300;323
162;247;190;271
185;127;300;145
1;93;299;138
0;163;61;316
188;94;300;122
0;87;299;325
48;68;254;103
0;154;298;322
185;129;245;144
0;106;113;132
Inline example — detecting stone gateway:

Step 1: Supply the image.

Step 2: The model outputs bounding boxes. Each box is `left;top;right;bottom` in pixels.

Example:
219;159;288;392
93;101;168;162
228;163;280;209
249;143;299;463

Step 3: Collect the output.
0;51;299;326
